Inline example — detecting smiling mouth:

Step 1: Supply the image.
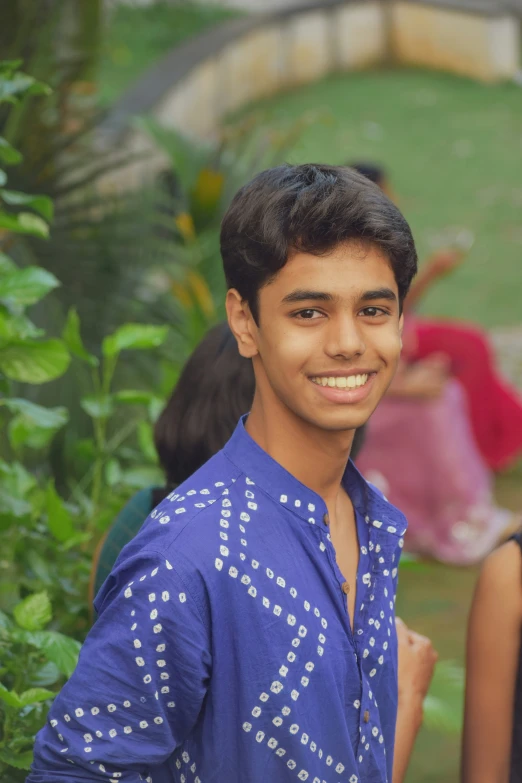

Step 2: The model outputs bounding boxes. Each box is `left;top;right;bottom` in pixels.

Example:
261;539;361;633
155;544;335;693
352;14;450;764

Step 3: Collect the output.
310;373;374;389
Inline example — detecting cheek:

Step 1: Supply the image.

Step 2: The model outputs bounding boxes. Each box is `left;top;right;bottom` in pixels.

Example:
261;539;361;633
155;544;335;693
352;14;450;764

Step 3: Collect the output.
372;326;402;362
261;324;316;373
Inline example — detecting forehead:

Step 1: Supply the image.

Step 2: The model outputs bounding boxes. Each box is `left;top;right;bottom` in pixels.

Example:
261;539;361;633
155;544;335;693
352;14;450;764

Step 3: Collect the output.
265;242;398;299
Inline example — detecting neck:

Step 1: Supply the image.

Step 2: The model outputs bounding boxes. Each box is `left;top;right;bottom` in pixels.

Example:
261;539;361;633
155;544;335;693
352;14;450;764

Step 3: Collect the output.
245;391;355;509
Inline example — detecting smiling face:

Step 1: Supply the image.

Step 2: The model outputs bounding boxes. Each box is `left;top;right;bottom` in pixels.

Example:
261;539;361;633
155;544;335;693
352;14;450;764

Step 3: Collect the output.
227;241;403;435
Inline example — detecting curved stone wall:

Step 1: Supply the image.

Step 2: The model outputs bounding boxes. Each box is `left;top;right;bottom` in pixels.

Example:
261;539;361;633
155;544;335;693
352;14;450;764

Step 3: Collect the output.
99;0;520;188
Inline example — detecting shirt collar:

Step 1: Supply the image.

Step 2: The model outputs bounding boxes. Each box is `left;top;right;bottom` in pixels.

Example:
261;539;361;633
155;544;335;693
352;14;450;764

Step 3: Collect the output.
223;416;406;534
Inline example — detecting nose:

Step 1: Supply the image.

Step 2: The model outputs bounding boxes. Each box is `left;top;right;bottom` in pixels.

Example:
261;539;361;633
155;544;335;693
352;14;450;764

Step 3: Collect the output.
324;314;366;360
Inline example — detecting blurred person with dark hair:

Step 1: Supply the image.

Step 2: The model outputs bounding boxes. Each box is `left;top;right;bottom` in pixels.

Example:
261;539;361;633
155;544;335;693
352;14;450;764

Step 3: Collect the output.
463;527;522;782
30;163;434;783
90;322;256;601
351;161;522;472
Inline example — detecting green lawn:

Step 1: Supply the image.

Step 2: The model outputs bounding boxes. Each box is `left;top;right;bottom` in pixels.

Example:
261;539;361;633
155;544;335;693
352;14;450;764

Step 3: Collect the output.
231;67;522;328
97;1;239;107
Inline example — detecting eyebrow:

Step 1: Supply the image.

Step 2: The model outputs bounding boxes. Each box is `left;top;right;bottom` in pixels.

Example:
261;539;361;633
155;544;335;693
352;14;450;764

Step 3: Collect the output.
281;290;334;304
360;288;398;303
281;287;398;305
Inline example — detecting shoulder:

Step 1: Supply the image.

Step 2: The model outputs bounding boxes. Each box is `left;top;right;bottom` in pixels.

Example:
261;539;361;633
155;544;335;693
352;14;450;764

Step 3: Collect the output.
469;539;522;641
477;539;522;597
110;452;243;574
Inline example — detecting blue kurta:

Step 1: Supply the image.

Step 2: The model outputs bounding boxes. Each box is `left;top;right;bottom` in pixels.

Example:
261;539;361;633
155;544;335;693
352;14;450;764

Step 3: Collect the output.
29;418;407;783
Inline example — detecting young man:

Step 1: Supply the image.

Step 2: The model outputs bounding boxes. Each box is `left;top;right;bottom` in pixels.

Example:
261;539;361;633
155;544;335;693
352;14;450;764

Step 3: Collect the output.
28;164;434;783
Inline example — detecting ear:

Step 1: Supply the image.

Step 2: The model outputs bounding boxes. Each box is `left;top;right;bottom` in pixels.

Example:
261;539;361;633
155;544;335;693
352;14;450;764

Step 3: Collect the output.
398;313;404;349
226;289;259;359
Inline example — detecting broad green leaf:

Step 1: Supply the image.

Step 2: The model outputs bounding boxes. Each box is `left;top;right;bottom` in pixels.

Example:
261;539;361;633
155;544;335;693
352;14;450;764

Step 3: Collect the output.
0;683;21;708
0;169;6;186
0;309;45;340
62;308;98;366
0;488;31;518
148;396;165;423
18;687;54;707
0;398;68;429
114;389;156;405
0;60;23;74
0;190;53;221
0;266;59;305
0;137;22;165
0;251;15;271
135;117;210;195
26;549;53;585
137;420;157;463
46;481;75;543
105;458;122;487
60;531;91;551
0;459;38;495
0;70;50;102
13;591;52;632
8;416;56;450
25;630;81;677
120;465;164;489
0;338;70;383
81;394;114;419
0;210;49;238
0;608;12;630
0;749;34;770
31;661;60;687
103;323;168;357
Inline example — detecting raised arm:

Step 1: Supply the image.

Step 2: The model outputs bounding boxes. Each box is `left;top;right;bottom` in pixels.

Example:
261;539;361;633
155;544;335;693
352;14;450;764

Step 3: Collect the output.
28;551;211;782
405;250;465;312
462;541;522;783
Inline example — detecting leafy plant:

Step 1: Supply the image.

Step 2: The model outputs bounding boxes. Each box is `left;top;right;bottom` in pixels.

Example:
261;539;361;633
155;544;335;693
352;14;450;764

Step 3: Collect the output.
0;592;81;777
0;61;170;780
136;110;323;358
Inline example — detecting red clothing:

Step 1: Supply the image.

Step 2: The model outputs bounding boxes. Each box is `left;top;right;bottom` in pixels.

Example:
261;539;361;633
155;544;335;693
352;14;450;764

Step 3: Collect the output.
407;317;522;471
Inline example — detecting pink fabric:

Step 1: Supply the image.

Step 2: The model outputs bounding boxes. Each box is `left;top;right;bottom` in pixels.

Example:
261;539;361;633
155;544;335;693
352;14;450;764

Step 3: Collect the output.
405;316;522;470
357;380;510;564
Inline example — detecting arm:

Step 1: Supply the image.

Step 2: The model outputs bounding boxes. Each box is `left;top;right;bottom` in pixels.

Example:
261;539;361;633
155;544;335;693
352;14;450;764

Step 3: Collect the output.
28;550;211;782
393;618;437;783
462;541;522;783
405;250;465;312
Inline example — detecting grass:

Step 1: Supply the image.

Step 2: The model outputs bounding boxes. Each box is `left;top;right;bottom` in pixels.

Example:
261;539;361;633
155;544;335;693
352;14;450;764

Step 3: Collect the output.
231;67;522;328
228;68;522;781
97;1;239;107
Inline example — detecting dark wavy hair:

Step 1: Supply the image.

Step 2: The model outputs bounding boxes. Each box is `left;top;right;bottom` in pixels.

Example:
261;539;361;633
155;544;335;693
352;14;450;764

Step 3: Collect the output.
154;322;256;488
221;163;417;323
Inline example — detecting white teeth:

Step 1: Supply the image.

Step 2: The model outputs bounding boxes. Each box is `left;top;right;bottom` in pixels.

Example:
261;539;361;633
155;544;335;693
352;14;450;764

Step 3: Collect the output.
312;374;369;389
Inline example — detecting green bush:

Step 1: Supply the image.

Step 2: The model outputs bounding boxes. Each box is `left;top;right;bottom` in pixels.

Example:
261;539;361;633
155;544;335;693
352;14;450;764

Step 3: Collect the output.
0;61;170;781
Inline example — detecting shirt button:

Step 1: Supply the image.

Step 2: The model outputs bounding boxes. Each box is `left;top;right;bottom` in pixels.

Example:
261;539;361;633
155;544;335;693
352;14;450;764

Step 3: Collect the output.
323;513;329;526
342;581;350;595
363;710;370;723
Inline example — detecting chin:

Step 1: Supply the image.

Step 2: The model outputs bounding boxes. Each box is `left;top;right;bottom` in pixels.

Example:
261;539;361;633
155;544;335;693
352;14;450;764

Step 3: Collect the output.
303;408;372;433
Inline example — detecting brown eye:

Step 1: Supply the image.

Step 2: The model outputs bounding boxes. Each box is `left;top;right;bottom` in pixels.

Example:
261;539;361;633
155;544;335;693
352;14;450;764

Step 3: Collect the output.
360;307;387;317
